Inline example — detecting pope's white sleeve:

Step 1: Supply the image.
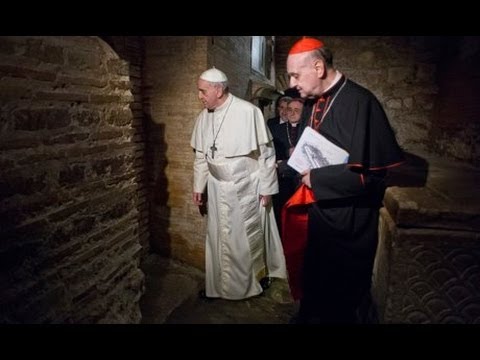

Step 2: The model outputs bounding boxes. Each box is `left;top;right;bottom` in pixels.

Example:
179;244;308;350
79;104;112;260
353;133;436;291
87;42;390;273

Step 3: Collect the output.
258;141;279;195
193;150;208;193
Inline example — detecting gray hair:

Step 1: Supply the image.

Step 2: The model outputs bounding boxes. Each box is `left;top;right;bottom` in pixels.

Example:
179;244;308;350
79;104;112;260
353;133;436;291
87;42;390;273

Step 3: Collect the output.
277;96;293;106
212;80;229;93
308;47;334;69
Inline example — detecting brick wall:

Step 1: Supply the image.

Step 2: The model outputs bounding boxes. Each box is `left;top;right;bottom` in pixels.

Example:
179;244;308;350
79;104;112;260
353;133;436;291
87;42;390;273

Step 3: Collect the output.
143;36;208;269
430;36;480;166
0;36;144;323
208;36;275;98
102;36;150;257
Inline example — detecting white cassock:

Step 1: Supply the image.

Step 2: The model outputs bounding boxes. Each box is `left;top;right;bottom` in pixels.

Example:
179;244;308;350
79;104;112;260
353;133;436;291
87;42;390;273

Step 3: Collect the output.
191;93;287;300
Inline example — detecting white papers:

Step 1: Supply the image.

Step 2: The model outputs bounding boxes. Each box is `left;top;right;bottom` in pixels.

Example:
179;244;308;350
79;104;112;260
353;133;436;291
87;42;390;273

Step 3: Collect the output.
287;126;349;173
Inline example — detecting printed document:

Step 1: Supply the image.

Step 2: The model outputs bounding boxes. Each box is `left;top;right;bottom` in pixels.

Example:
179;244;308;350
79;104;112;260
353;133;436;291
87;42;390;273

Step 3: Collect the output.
287;126;349;173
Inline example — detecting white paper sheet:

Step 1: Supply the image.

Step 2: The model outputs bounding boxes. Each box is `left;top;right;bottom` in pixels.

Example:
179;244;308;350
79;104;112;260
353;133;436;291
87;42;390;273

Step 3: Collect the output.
287;126;349;173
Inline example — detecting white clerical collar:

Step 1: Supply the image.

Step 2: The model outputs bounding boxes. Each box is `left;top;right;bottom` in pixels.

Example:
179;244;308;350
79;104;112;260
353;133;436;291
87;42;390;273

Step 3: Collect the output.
322;71;342;95
279;118;288;124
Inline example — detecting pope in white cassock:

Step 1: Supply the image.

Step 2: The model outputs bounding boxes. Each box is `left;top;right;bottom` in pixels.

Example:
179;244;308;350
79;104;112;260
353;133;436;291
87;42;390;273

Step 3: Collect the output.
191;67;287;300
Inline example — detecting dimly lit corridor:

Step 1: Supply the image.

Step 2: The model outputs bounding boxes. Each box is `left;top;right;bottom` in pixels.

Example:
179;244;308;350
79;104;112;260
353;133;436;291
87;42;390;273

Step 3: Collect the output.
1;36;479;324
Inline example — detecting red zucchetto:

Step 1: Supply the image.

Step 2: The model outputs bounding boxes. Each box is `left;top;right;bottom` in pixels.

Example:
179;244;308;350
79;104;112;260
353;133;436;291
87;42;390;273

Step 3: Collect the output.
288;37;324;55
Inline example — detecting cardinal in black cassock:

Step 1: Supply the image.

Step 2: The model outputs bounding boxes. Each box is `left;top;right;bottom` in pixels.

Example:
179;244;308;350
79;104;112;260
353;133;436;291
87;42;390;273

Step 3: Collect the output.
282;37;405;323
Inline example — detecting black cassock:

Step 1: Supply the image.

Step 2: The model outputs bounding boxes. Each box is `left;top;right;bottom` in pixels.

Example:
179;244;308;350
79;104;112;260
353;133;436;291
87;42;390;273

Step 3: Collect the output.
294;77;404;323
267;118;299;231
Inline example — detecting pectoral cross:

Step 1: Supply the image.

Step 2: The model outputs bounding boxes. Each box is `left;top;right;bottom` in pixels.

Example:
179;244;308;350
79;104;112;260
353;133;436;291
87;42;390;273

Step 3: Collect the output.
210;143;217;159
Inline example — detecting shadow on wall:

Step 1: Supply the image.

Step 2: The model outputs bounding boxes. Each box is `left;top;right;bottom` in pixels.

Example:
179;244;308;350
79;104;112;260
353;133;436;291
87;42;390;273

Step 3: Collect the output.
145;118;172;257
386;151;429;188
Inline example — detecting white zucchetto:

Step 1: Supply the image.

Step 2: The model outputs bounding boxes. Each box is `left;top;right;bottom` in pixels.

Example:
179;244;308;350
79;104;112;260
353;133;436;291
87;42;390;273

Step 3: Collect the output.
199;67;228;82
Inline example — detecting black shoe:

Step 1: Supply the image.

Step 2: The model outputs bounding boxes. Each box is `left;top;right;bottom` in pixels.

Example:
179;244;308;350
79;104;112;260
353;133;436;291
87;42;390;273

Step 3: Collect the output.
259;277;272;291
198;290;215;301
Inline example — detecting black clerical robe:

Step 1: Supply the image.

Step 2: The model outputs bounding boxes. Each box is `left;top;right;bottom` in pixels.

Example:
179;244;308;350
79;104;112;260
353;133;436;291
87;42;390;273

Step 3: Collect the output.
268;120;302;232
284;78;404;323
267;117;289;161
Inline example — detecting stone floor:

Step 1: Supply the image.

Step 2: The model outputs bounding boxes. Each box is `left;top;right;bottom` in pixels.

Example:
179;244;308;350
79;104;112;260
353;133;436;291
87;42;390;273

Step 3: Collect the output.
139;254;296;324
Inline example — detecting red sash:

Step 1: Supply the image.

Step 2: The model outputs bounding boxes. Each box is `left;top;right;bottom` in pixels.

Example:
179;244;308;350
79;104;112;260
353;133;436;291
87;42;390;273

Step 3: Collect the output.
281;184;316;300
